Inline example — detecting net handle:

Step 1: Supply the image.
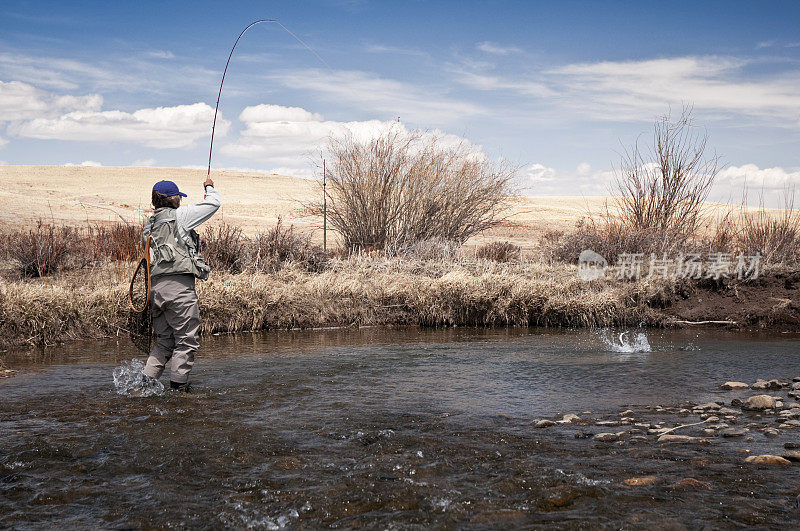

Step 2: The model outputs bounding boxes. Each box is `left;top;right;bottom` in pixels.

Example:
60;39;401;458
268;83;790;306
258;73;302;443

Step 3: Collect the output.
128;236;152;312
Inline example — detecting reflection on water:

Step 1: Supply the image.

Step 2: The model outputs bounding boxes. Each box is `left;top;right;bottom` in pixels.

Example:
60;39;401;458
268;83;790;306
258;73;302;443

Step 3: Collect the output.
2;327;800;527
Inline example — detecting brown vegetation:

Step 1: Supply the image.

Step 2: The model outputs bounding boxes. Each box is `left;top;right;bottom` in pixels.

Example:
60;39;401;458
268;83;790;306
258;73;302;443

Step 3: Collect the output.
315;129;518;250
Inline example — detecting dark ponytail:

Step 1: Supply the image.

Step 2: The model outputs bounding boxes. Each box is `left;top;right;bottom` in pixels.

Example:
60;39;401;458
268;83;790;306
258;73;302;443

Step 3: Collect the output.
152;191;181;209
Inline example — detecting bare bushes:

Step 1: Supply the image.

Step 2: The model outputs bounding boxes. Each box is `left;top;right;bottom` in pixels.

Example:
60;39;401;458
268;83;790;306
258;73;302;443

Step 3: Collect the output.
544;108;720;264
199;220;327;274
316;128;518;251
704;190;800;265
4;222;78;277
251;218;328;273
202;223;247;274
393;238;463;262
476;241;521;262
611;106;719;252
89;222;142;262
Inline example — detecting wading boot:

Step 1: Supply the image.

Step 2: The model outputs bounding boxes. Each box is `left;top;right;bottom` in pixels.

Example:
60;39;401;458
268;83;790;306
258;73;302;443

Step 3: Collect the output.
169;381;192;393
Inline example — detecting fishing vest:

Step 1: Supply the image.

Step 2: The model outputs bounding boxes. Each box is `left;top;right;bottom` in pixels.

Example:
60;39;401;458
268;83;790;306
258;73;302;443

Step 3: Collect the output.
143;207;211;281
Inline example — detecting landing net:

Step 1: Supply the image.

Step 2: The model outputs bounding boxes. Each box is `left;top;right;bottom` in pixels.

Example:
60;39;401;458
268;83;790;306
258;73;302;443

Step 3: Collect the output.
128;236;152;353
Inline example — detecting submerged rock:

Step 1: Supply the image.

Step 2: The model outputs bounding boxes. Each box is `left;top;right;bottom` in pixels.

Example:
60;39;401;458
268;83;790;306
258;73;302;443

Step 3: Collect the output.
781;450;800;462
745;455;792;466
535;419;556;428
657;434;703;444
751;379;770;390
623;476;658;486
594;432;622;442
720;428;749;438
785;442;800;449
743;395;777;410
558;414;581;424
763;427;780;437
720;381;749;390
670;478;712;491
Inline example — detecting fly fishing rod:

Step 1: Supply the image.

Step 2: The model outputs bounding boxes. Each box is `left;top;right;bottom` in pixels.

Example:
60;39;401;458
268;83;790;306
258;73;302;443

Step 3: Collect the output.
206;19;333;177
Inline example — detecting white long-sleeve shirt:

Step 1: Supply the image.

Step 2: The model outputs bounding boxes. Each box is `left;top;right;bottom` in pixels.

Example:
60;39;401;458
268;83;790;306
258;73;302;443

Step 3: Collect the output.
176;186;221;242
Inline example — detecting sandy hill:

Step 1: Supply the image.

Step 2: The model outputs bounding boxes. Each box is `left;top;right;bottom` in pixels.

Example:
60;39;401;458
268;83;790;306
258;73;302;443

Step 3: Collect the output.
0;165;752;249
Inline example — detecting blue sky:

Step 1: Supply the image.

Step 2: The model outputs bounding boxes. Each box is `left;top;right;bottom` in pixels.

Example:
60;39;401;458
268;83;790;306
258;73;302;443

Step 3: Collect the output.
1;0;799;202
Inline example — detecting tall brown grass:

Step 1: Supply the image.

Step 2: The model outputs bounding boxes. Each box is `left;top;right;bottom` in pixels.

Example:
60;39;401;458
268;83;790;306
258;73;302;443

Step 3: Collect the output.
0;255;674;350
705;189;800;265
314;128;518;250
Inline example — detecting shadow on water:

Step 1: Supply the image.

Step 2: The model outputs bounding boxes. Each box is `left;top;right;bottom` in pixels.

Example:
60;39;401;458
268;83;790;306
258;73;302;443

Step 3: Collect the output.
2;327;800;527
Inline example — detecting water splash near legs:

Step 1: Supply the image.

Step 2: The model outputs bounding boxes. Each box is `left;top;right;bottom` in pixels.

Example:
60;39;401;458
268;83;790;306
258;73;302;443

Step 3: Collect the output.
112;358;165;397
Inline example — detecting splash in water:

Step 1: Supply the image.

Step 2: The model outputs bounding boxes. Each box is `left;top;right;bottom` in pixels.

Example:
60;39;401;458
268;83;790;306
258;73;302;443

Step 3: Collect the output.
599;330;651;353
112;358;165;397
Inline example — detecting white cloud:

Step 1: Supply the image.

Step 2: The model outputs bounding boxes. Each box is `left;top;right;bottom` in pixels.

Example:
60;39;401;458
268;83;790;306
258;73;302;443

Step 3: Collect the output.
221;104;484;176
476;41;523;55
526;163;556;184
146;50;175;59
548;56;800;121
239;104;322;123
577;162;591;175
0;53;119;91
270;69;484;123
453;70;554;97
132;158;156;166
364;44;428;57
0;135;7;147
11;102;225;149
63;160;103;167
716;164;800;189
0;80;102;121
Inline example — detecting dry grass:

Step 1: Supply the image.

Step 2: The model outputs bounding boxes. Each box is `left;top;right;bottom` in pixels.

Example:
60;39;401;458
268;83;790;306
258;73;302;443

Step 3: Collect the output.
0;255;674;351
476;241;521;263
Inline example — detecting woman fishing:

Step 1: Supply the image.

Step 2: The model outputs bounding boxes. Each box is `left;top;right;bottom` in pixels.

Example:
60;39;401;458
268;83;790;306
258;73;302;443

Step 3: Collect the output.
140;176;220;392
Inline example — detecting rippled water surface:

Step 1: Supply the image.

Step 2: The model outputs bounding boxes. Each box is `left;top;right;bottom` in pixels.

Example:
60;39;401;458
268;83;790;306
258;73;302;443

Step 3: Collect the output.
2;327;800;528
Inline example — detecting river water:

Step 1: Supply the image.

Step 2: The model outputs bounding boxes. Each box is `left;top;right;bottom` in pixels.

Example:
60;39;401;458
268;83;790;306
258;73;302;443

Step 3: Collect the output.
2;327;800;528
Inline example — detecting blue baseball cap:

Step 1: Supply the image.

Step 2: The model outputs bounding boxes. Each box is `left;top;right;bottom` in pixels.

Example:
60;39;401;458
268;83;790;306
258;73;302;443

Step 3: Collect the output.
152;180;187;197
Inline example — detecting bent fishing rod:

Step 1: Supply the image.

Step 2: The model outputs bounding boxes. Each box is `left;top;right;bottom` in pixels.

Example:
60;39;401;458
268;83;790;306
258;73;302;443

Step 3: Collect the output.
206;19;333;177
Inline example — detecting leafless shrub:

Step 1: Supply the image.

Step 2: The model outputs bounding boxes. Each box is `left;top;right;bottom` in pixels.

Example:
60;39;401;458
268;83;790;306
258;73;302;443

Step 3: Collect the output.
314;128;518;250
4;221;79;277
609;106;720;254
87;222;142;263
252;218;328;273
542;219;671;264
202;222;247;274
476;241;521;262
542;107;721;264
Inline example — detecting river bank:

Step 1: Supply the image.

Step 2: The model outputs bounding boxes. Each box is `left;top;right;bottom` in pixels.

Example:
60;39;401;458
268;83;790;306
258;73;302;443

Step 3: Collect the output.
2;256;799;356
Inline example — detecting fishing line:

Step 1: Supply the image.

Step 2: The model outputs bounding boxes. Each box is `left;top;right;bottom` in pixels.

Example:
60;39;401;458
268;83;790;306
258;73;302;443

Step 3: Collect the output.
207;19;335;177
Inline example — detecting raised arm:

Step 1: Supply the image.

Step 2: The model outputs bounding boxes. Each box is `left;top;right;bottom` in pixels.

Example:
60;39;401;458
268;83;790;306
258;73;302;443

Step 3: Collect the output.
176;177;221;231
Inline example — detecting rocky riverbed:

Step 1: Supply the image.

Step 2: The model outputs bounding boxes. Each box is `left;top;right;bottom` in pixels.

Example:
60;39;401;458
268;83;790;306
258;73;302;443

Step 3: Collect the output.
533;376;800;469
